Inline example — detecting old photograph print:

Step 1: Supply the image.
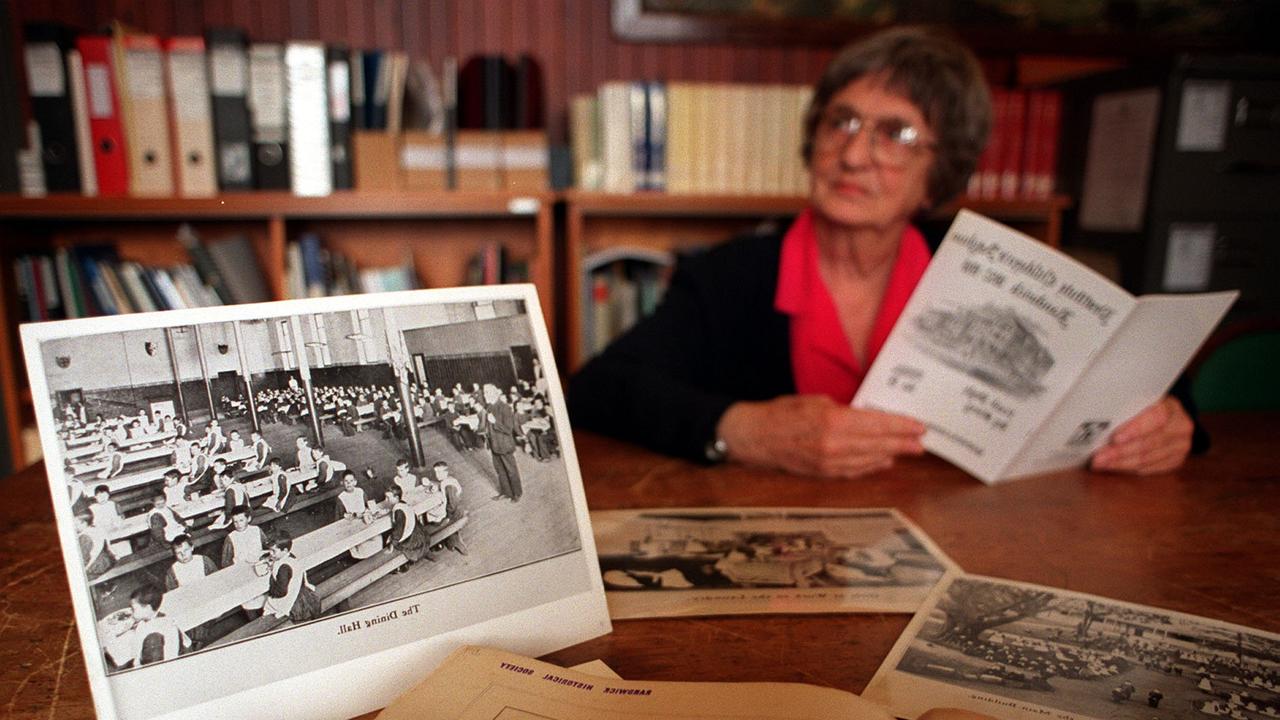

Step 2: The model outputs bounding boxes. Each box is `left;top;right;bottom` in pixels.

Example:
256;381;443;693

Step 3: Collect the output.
885;575;1280;720
36;296;582;680
911;302;1055;399
593;508;955;618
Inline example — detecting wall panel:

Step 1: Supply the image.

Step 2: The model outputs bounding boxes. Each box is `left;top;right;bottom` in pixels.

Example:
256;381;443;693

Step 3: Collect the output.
13;0;849;143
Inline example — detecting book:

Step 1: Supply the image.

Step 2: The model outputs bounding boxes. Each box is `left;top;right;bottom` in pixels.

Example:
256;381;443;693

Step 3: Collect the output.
853;210;1237;484
284;42;333;196
206;233;270;303
248;43;290;190
0;1;23;193
66;50;97;197
75;35;129;197
164;37;218;197
113;29;174;196
23;22;82;193
326;45;354;190
205;27;254;191
176;223;234;304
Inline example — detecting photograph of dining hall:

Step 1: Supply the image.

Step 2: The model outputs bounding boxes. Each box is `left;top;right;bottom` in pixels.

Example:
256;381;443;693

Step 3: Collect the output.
38;297;578;673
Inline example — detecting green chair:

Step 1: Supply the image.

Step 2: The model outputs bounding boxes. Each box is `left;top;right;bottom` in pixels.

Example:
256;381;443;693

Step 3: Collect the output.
1191;328;1280;411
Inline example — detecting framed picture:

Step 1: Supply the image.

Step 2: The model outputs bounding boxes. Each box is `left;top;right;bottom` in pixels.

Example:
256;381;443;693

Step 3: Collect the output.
611;0;1269;55
22;285;610;720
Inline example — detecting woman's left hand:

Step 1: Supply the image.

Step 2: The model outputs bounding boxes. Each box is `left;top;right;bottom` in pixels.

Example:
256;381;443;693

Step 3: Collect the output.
1091;396;1194;475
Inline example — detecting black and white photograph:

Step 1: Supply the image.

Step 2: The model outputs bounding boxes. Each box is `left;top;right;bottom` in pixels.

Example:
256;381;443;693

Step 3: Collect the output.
864;574;1280;720
592;508;956;619
912;302;1055;399
22;286;610;720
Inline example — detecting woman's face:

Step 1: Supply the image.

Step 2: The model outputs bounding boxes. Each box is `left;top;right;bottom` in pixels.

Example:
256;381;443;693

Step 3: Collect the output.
808;74;934;234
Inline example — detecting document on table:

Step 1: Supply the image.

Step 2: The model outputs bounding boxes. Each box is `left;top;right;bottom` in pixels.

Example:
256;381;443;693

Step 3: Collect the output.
864;573;1280;720
377;645;893;720
593;507;956;619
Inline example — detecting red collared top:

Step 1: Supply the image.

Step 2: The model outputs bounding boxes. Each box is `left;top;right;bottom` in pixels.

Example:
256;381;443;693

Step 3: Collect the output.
774;208;931;404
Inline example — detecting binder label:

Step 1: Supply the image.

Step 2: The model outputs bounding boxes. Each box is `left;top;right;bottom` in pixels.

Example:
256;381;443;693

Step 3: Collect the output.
329;61;350;121
126;50;164;100
210;46;247;96
86;64;114;118
24;43;66;97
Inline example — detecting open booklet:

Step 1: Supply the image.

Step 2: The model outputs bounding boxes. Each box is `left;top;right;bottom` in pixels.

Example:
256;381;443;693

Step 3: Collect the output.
854;210;1237;484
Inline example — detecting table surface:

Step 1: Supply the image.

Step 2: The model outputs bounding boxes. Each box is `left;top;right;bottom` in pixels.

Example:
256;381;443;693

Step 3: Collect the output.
2;413;1277;719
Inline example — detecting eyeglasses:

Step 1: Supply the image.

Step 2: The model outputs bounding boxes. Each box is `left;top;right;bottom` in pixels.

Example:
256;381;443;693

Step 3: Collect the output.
814;107;934;167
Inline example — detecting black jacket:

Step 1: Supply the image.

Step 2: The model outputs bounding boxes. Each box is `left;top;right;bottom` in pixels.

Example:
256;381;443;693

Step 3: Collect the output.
567;226;1208;462
568;227;795;461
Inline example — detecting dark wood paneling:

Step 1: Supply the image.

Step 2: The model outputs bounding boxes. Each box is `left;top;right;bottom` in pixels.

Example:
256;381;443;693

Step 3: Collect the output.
11;0;844;143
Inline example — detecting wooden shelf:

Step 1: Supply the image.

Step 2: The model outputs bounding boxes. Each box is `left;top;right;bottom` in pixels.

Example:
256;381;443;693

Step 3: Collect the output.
0;190;553;219
0;190;557;470
563;192;1074;372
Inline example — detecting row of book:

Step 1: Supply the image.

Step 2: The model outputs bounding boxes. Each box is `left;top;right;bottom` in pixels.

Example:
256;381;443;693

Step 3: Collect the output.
282;236;530;300
572;82;814;196
284;234;417;299
966;88;1063;201
11;21;550;198
11;226;274;321
582;251;673;359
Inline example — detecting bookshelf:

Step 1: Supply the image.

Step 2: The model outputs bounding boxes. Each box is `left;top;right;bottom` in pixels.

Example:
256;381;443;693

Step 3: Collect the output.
563;190;1072;372
0;190;554;468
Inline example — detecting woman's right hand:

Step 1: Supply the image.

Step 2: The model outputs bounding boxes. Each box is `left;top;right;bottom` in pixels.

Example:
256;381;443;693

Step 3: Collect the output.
716;395;926;478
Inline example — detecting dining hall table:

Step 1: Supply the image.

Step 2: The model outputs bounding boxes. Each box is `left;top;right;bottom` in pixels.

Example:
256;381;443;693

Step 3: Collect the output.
1;412;1277;719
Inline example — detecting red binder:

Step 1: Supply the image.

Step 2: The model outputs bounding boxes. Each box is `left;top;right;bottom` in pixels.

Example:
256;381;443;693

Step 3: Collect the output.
76;35;128;196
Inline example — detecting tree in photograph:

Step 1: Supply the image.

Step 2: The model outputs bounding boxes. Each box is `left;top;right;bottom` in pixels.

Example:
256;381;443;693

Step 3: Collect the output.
1075;600;1108;640
930;579;1054;646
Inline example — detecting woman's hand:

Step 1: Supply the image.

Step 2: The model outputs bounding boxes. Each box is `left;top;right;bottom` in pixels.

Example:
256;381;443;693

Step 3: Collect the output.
716;395;925;478
1091;396;1194;475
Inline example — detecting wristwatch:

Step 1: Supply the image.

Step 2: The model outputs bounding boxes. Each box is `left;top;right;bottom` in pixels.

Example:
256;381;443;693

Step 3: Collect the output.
703;436;730;464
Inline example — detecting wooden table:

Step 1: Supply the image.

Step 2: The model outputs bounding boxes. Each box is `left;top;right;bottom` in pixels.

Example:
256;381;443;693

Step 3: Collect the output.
2;413;1277;719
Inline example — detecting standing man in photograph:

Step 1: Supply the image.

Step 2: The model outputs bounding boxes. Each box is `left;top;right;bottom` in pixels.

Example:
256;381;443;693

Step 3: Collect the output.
483;383;521;502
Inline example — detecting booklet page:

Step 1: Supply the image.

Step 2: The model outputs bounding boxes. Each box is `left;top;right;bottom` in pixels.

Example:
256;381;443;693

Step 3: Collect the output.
1002;291;1236;479
855;210;1136;483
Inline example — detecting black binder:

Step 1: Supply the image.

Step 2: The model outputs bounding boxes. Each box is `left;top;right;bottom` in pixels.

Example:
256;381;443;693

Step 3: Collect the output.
22;22;82;193
249;43;290;190
0;2;23;192
327;45;353;190
205;28;254;191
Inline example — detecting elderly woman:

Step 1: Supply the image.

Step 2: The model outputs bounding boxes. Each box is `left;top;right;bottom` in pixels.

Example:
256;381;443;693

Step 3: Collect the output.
568;26;1201;478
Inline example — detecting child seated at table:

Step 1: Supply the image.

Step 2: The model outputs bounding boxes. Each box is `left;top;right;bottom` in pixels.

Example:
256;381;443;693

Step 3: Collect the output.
74;511;114;578
128;584;189;666
220;505;267;617
88;485;122;530
426;461;467;555
227;429;246;452
392;458;418;498
147;494;191;549
383;484;431;567
262;457;294;513
336;471;384;560
263;531;321;621
96;443;125;479
162;470;196;508
210;470;251;529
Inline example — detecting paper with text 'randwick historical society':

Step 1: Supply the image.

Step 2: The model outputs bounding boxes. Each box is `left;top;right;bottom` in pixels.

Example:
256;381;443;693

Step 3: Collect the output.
593;507;957;619
377;645;893;720
21;285;610;720
854;209;1236;484
864;573;1280;720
